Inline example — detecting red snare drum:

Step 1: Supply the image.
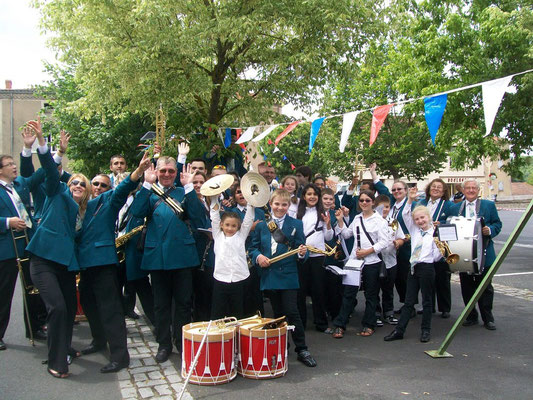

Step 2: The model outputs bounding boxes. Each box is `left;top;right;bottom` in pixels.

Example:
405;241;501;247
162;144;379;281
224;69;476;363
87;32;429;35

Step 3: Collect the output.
237;318;289;379
181;321;237;385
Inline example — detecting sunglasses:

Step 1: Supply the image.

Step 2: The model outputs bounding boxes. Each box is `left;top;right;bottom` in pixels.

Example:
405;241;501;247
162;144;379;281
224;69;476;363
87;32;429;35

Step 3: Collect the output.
158;168;176;174
235;190;242;194
92;181;109;189
391;188;404;192
70;180;87;188
359;198;372;203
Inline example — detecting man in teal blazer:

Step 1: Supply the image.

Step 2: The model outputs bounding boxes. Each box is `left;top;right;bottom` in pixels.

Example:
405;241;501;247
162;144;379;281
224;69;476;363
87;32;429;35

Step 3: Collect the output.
130;158;207;363
76;153;151;373
449;179;502;330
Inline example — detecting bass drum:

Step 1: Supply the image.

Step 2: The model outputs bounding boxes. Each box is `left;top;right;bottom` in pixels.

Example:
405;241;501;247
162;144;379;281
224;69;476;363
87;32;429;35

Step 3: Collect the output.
446;216;485;274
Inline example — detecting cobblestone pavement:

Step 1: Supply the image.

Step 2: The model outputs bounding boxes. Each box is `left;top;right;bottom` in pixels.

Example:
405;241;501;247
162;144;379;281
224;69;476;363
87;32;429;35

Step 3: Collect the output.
450;273;533;302
119;317;192;400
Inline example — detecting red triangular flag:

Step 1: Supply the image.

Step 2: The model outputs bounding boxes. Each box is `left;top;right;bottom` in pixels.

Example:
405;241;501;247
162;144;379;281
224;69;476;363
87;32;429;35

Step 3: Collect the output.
370;105;393;146
290;164;296;170
235;128;246;151
267;139;273;145
275;121;301;146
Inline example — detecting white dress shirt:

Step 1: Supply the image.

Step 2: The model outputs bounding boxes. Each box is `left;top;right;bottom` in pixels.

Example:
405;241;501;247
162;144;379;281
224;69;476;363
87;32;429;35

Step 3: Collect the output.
402;202;443;264
211;204;254;283
301;207;333;257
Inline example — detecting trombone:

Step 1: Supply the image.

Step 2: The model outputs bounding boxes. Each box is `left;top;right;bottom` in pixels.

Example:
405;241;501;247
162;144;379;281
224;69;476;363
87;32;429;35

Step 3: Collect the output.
10;228;38;346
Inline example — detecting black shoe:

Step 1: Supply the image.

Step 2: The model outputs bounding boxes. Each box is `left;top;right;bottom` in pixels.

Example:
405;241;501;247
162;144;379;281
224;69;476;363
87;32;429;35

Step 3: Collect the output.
81;343;106;355
33;329;48;340
420;330;431;343
0;340;6;351
484;321;496;330
394;309;402;314
441;312;450;319
100;360;129;373
297;350;317;367
155;348;171;363
126;311;140;320
384;330;404;341
416;309;423;315
462;319;479;327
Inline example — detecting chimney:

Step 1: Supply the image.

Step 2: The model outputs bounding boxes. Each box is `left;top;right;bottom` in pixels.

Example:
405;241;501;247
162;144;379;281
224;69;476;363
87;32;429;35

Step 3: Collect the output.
5;80;12;90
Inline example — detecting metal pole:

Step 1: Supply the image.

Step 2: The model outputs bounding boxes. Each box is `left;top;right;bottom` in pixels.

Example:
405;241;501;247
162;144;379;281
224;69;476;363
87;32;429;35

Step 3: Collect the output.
426;199;533;358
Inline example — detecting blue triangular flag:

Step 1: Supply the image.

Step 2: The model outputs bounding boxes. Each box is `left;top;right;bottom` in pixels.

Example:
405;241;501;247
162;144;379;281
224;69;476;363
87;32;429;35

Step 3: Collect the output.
424;94;448;146
308;117;326;152
283;155;287;160
224;128;232;148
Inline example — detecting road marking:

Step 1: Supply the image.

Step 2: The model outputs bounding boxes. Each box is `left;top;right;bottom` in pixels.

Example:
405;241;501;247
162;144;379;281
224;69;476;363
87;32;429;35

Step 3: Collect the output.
494;241;533;249
494;271;533;277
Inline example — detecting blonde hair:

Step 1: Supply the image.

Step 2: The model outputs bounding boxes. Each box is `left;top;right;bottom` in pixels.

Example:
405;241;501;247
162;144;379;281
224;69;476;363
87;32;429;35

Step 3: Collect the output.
412;205;433;223
156;156;177;169
270;188;291;203
67;173;91;216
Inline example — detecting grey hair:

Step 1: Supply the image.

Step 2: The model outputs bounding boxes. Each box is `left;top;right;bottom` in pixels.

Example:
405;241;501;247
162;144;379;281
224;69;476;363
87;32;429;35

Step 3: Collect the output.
463;179;480;189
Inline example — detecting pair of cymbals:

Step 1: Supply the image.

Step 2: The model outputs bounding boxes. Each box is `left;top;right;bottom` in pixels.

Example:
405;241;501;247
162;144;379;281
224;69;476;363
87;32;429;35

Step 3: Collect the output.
200;171;270;208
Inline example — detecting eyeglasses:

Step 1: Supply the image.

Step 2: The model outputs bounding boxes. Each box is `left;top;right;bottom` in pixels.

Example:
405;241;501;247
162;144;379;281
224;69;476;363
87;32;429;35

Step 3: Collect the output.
158;168;176;174
92;181;109;189
359;198;372;203
70;180;87;188
235;190;242;194
391;188;404;192
0;161;15;168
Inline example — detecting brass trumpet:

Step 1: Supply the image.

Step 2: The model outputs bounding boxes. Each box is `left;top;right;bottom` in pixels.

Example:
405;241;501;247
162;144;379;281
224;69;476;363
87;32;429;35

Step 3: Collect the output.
389;219;399;232
433;238;460;264
353;151;366;195
154;105;166;159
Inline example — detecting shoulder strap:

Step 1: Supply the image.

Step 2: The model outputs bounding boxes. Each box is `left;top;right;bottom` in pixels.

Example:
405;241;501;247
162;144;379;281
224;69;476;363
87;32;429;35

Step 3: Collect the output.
305;214;323;238
359;215;375;245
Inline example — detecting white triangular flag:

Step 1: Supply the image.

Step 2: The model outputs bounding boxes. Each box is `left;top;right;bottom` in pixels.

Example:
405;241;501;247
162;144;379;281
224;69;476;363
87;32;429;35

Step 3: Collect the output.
482;76;513;136
252;124;280;142
339;111;359;152
273;146;280;153
236;126;257;144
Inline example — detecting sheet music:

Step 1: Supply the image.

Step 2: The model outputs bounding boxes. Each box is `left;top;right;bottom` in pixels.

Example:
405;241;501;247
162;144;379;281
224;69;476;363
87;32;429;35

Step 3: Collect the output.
342;258;364;286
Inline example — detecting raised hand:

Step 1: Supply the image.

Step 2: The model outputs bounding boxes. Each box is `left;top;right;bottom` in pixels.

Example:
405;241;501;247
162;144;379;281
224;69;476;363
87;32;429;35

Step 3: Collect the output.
407;186;418;202
27;116;45;146
153;142;162;157
131;151;152;182
144;164;157;184
21;126;36;149
335;208;344;228
178;142;190;156
59;130;71;154
323;211;331;229
180;163;194;186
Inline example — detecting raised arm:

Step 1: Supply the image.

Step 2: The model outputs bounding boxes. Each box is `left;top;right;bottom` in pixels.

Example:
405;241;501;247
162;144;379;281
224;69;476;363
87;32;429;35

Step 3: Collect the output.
401;186;418;235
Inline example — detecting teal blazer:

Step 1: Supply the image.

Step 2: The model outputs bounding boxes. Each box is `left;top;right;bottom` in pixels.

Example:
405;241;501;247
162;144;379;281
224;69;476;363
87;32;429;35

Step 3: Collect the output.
76;175;138;269
249;216;306;291
449;199;502;269
0;163;44;261
414;198;453;224
123;211;149;281
26;149;79;270
130;185;208;271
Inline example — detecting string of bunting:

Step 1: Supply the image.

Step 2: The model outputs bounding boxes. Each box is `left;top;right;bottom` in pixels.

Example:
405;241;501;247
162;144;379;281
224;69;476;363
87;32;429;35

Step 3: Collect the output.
230;68;532;153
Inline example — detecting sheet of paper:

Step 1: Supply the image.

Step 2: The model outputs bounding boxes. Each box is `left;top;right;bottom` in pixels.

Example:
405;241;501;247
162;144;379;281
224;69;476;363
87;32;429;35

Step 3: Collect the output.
342;269;361;286
438;224;458;241
325;265;347;276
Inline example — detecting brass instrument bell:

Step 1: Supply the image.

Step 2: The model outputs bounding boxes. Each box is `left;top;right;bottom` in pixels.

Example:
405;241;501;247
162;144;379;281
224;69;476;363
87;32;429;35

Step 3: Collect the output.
433;237;460;264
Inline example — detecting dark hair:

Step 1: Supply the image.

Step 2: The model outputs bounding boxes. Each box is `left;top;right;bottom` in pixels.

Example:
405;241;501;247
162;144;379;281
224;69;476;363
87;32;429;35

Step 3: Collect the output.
110;154;126;163
375;194;391;206
360;179;375;193
358;190;375;202
93;173;111;182
313;176;326;184
221;211;242;229
231;182;242;199
0;155;13;166
297;184;325;220
425;178;450;201
190;158;207;168
295;165;312;179
193;171;207;181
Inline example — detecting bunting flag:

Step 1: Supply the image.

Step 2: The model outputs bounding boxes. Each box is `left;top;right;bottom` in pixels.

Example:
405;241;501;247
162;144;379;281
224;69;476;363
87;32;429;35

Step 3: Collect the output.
252;124;280;142
235;126;257;144
224;128;232;148
424;94;448;145
273;146;280;153
369;105;393;146
482;76;513;136
309;117;326;152
290;164;296;170
339;111;359;152
235;128;247;151
275;121;301;146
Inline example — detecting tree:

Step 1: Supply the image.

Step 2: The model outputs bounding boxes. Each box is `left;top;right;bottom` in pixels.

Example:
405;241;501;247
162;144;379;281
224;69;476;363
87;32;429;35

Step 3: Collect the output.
34;0;382;160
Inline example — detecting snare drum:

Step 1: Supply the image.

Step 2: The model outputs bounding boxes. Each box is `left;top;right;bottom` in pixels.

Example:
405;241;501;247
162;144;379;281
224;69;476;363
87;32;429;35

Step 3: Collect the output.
181;321;237;385
237;318;289;379
446;216;485;274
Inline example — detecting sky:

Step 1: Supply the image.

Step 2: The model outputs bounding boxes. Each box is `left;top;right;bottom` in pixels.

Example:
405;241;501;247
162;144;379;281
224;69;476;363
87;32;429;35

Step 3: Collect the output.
0;0;56;89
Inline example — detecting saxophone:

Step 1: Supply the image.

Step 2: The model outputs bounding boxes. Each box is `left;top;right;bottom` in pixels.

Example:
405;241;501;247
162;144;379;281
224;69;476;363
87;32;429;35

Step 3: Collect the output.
115;225;145;248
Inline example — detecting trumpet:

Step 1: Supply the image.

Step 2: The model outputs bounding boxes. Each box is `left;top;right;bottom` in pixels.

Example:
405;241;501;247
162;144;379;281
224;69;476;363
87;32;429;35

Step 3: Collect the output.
154;105;166;159
353;151;366;195
389;219;399;232
433;238;460;264
152;184;184;214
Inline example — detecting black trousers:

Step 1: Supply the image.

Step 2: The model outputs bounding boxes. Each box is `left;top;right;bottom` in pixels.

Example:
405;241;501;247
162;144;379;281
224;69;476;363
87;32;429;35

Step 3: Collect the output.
460;269;494;324
242;267;264;318
360;262;382;329
30;256;76;374
265;289;307;352
116;262;155;325
211;279;245;320
378;264;397;317
192;266;214;322
297;256;328;331
397;263;435;334
324;266;343;321
394;252;411;303
0;258;20;340
151;268;193;352
79;265;129;364
433;261;451;313
333;284;359;330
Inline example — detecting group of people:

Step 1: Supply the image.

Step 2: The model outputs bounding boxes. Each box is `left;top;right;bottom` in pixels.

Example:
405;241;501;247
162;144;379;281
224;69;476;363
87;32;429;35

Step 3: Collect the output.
0;117;502;380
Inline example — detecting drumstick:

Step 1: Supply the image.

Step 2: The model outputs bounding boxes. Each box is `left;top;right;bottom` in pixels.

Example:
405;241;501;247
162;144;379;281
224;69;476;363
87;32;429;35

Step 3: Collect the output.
178;319;214;400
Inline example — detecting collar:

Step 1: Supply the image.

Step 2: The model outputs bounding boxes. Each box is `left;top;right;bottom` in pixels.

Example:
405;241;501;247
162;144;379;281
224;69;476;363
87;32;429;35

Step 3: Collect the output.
237;204;246;212
466;199;477;206
273;215;286;224
394;197;406;208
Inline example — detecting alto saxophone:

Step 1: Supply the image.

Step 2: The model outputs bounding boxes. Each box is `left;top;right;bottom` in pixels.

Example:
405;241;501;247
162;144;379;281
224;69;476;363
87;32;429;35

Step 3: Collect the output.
116;225;145;248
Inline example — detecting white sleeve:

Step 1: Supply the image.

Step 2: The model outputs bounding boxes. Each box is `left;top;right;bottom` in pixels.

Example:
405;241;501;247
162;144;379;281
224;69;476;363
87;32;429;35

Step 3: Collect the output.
210;203;221;236
240;205;255;237
401;202;416;235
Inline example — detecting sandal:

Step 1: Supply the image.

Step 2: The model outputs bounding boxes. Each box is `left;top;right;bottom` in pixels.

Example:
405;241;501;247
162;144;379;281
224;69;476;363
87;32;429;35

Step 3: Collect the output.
47;368;69;379
332;327;345;339
358;327;374;337
324;327;335;334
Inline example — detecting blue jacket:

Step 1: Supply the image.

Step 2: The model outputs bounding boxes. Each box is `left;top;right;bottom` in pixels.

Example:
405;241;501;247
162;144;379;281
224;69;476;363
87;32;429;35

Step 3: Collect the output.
123;210;149;281
130;185;208;270
76;175;139;269
449;199;502;269
26;149;79;270
0;162;44;261
249;216;306;290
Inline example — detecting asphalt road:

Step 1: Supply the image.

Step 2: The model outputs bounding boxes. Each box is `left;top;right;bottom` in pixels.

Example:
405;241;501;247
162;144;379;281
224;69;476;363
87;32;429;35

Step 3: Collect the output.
1;209;532;400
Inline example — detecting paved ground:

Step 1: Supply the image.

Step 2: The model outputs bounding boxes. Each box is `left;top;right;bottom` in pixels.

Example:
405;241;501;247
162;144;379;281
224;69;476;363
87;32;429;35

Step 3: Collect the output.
1;209;532;400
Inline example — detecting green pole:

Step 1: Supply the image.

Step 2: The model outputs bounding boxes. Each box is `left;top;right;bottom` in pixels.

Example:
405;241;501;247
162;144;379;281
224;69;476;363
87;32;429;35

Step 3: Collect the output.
426;199;533;358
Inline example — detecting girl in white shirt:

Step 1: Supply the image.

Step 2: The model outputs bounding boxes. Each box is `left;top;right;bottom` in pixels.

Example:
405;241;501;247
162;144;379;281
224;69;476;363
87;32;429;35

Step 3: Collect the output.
296;184;333;332
332;190;390;338
281;175;299;218
209;198;254;320
384;187;443;343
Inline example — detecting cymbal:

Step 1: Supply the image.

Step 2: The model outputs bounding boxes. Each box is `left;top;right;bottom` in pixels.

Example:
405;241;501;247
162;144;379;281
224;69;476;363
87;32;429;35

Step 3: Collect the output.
241;172;270;207
200;174;235;196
